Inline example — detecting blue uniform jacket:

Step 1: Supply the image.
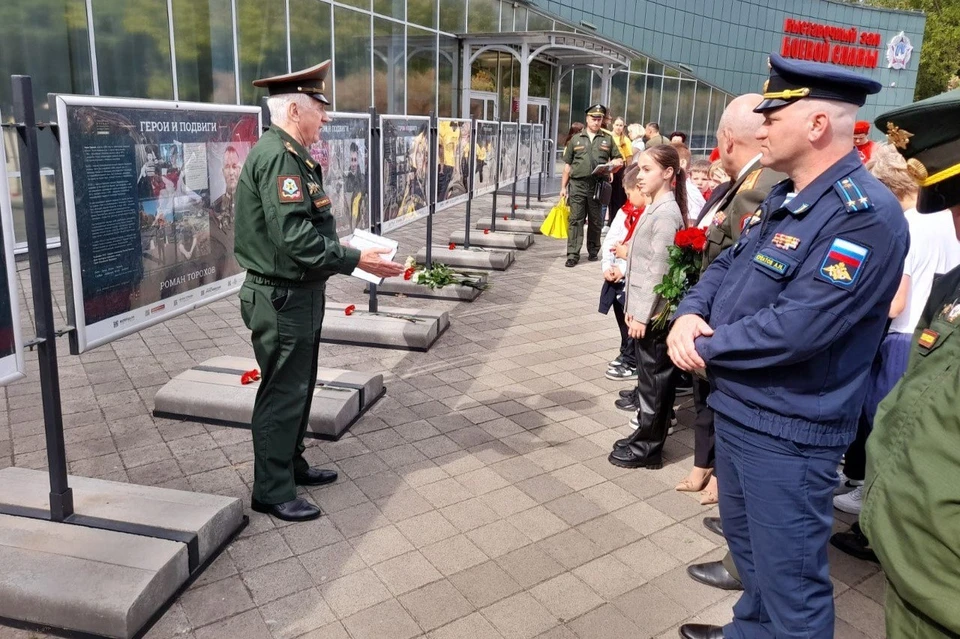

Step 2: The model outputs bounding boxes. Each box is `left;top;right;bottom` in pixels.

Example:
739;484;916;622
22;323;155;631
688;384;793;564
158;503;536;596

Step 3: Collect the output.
675;150;908;447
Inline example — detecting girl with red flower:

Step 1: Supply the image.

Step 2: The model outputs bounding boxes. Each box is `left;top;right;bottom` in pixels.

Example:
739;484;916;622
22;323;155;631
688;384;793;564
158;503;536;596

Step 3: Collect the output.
608;145;688;470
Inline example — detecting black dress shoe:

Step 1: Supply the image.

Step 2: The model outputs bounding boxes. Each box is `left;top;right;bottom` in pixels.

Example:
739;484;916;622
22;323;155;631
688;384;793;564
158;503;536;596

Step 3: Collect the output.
703;516;723;537
564;258;578;267
679;623;724;639
294;467;338;486
615;395;638;411
618;388;636;399
251;497;322;522
687;561;742;591
587;253;599;261
608;444;662;469
830;522;879;563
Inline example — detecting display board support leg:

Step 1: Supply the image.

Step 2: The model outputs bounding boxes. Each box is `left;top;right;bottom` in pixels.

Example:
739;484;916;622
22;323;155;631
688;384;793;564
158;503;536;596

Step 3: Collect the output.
510;160;518;219
425;112;436;270
13;75;73;522
463;116;477;250
368;107;380;313
490;125;501;233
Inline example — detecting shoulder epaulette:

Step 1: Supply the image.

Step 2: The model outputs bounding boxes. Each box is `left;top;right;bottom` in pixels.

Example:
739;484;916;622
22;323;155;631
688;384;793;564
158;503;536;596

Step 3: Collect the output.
282;140;300;157
741;168;763;191
834;176;872;213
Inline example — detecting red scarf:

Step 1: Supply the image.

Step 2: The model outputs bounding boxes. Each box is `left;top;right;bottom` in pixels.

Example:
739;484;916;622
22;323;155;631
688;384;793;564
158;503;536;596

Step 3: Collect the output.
622;202;645;242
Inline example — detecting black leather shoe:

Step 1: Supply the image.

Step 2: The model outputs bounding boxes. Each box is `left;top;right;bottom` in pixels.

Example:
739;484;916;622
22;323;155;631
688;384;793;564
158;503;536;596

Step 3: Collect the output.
251;497;322;522
294;467;338;486
564;258;577;267
830;522;879;563
618;388;636;399
703;516;723;537
608;444;663;469
615;395;638;411
687;561;742;591
587;253;599;261
679;623;724;639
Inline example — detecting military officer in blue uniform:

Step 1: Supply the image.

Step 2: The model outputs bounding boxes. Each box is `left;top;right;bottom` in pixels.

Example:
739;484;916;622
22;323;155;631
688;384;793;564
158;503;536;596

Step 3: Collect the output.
667;54;908;639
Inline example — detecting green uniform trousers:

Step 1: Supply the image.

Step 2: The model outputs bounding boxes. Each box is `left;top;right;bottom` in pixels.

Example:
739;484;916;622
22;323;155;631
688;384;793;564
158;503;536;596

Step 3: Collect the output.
239;280;325;504
885;579;960;638
566;178;602;260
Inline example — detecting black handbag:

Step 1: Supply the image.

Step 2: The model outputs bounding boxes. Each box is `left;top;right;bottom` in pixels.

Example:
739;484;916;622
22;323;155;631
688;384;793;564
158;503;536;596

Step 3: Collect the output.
593;179;612;205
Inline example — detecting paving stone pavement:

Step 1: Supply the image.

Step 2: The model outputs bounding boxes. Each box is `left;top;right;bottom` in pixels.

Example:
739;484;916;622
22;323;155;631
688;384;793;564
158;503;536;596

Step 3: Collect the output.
1;195;884;639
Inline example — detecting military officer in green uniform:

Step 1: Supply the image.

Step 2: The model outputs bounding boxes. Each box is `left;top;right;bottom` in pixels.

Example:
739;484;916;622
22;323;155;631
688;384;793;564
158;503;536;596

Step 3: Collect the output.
861;89;960;638
234;61;404;522
559;104;623;267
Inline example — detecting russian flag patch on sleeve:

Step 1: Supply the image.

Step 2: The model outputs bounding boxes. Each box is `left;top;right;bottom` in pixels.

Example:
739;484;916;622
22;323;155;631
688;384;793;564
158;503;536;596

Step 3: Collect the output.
816;237;870;289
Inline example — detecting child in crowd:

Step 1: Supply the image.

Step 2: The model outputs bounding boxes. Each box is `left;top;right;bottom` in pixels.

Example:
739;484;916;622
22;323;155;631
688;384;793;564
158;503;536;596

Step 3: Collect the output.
709;159;729;191
607;145;688;469
599;167;647;382
689;159;713;199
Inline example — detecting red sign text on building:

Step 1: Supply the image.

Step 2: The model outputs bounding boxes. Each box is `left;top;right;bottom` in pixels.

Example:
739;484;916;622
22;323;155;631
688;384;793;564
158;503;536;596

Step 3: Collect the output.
781;18;882;69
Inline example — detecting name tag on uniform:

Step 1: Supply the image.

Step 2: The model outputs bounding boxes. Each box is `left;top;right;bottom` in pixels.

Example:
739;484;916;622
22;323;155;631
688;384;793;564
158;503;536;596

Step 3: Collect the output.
574;145;585;151
313;195;331;208
918;329;939;349
753;252;789;275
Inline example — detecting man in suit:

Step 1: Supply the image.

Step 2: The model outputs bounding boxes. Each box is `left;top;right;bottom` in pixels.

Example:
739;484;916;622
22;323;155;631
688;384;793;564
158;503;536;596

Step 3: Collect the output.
685;93;787;593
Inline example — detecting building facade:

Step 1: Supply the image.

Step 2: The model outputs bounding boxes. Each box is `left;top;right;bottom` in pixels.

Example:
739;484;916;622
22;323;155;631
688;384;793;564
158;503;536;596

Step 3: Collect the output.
0;0;925;248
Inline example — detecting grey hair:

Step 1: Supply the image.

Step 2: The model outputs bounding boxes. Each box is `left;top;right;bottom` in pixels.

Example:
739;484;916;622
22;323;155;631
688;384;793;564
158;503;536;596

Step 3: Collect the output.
717;93;765;144
267;94;316;125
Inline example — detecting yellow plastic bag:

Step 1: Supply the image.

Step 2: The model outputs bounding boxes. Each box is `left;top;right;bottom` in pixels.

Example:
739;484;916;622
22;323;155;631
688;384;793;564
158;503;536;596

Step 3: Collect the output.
540;196;570;239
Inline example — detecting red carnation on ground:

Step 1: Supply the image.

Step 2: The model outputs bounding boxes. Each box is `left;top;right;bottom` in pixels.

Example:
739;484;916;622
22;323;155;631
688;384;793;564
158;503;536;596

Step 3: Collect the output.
449;243;456;250
403;268;414;280
344;304;356;316
240;369;260;385
503;215;508;220
483;229;490;235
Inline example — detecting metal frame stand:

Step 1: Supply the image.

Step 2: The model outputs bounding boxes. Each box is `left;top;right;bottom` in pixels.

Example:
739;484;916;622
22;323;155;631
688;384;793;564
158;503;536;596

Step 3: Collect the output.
367;107;381;313
490;124;503;233
424;112;437;269
463;116;477;249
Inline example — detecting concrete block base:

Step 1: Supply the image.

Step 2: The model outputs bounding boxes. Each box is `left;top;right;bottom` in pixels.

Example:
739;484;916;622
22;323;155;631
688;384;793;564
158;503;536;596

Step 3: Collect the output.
507;209;548;222
416;246;515;271
0;467;246;639
449;231;534;250
368;276;485;301
476;218;542;234
153;355;385;439
322;303;449;352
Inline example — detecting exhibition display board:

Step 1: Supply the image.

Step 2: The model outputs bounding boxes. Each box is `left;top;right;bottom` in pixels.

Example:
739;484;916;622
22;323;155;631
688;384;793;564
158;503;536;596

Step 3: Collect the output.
518;124;532;180
307;113;371;238
531;124;544;175
499;122;518;186
436;118;472;212
474;120;500;197
0;108;26;385
54;95;261;353
380;115;430;233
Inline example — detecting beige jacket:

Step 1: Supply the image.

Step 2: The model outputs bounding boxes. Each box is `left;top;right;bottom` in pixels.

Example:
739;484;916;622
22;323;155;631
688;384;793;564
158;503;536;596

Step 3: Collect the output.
624;193;685;323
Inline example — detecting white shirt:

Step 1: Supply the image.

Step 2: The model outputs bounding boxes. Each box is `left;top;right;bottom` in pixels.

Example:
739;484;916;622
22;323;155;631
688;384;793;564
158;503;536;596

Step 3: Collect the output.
890;208;960;334
685;178;706;226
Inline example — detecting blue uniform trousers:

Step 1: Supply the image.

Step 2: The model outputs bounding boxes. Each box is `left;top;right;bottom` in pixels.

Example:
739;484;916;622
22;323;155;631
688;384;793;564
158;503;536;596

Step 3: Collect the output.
715;412;845;639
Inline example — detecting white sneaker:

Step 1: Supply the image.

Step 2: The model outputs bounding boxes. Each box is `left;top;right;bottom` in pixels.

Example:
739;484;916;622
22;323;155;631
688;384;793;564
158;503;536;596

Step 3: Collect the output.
601;225;610;235
833;485;863;515
629;416;675;435
835;471;864;496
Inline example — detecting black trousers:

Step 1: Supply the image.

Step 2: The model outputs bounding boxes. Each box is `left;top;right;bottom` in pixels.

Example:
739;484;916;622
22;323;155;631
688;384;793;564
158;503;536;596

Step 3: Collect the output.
622;325;675;463
608;170;626;225
692;376;716;469
843;412;870;481
611;297;637;368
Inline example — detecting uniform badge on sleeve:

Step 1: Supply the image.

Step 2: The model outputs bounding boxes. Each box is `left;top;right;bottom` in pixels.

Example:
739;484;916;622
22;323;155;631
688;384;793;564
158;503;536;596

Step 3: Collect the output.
816;237;870;288
277;176;304;203
918;329;939;349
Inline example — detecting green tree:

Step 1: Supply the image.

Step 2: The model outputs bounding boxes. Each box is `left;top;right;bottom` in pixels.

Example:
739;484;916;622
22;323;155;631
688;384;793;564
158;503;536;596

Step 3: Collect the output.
864;0;960;99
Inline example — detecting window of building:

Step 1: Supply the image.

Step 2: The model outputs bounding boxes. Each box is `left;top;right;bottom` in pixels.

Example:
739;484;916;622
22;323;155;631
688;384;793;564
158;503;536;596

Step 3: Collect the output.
643;74;662;127
373;0;403;20
408;0;436;30
528;12;553;31
660;77;679;135
172;0;236;104
691;81;712;152
290;0;332;75
439;0;464;34
438;35;458;116
374;18;405;115
626;73;646;125
237;0;286;105
407;27;436;115
333;6;372;111
609;72;628;120
468;0;499;32
92;0;174;99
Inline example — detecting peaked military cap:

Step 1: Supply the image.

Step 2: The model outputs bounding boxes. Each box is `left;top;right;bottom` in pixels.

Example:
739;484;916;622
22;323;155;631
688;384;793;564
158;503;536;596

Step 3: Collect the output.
876;88;960;213
585;104;607;117
253;60;331;105
754;54;882;113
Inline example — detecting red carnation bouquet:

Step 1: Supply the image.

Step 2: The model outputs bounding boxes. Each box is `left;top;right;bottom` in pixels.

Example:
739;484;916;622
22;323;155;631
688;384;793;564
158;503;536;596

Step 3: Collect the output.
651;227;708;329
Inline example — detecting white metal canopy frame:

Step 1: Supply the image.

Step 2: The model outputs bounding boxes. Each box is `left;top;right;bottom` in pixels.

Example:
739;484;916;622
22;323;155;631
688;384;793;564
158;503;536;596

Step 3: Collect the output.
460;30;639;173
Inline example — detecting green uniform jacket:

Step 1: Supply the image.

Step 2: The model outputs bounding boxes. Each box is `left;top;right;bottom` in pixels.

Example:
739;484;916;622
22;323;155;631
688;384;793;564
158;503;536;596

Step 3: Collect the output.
563;130;621;180
234;126;361;286
862;262;960;636
702;161;786;268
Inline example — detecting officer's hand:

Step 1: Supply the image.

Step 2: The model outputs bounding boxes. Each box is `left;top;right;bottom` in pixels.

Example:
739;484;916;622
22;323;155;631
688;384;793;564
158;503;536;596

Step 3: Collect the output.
358;247;405;278
667;314;713;371
627;319;646;339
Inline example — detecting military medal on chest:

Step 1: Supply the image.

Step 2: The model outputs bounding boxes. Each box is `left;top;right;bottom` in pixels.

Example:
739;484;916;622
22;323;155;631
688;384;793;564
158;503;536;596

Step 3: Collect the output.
771;233;800;250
